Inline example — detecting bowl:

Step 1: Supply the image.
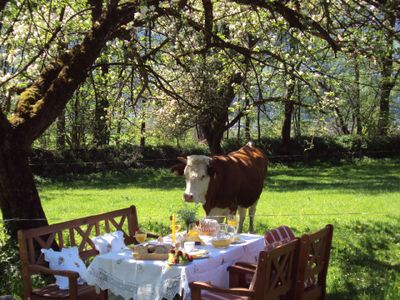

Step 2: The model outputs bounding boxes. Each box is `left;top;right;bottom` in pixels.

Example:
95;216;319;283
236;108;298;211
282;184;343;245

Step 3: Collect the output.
211;237;231;248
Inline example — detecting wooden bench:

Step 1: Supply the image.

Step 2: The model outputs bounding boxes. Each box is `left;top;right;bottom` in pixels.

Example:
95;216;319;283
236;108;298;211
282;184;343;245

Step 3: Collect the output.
18;206;156;300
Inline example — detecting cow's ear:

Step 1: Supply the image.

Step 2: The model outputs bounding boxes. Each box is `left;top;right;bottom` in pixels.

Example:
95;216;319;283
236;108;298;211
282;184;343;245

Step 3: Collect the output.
177;156;187;164
171;163;185;176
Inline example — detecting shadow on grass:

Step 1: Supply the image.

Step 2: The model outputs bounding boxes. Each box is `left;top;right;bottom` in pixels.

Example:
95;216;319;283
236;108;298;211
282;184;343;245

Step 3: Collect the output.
266;158;400;194
36;168;185;190
36;158;400;195
254;217;400;300
328;218;400;300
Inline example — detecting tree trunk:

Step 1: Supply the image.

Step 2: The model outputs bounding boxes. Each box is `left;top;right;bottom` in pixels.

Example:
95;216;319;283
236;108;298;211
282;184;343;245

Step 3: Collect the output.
353;57;362;135
93;65;110;146
334;107;350;134
281;69;296;153
94;97;110;146
257;106;261;143
0;137;47;238
244;97;250;141
207;130;224;155
71;93;81;150
294;84;301;137
140;98;146;148
377;59;394;135
281;100;294;153
237;117;241;140
56;109;66;151
377;10;395;135
196;72;243;155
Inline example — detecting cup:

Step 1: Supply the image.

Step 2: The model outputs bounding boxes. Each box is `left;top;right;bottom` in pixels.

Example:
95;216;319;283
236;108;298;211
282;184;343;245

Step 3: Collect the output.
184;241;195;253
135;232;147;243
227;215;238;233
218;223;228;235
188;223;199;237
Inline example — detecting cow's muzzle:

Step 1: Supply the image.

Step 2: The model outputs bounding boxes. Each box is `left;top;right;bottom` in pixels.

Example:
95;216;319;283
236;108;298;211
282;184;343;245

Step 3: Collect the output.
183;193;194;202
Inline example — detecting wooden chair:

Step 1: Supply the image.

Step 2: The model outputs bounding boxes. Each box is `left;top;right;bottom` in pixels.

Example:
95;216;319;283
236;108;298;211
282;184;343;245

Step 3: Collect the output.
190;238;301;300
18;206;158;300
223;224;334;300
230;225;297;288
294;224;334;300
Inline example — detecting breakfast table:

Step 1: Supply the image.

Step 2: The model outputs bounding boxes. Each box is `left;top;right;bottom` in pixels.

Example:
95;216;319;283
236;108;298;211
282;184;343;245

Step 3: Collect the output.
84;233;264;300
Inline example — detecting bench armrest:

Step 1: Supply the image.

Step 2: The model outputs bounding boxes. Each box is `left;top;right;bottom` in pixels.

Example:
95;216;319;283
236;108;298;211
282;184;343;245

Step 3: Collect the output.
190;281;254;300
29;265;79;298
233;261;257;269
29;265;80;279
227;265;256;288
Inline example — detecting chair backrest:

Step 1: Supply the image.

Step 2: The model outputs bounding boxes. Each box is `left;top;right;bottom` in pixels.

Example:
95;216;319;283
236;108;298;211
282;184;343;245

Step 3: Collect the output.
294;224;334;300
252;238;301;300
18;206;139;266
264;225;296;250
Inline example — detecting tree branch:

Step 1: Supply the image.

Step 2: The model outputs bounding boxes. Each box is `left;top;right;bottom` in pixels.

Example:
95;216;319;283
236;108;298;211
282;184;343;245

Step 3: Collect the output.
11;0;155;146
0;0;9;13
202;0;213;48
231;0;341;52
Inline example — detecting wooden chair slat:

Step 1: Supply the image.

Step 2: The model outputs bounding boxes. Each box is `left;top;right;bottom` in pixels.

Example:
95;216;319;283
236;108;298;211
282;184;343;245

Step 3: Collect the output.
57;231;64;249
69;228;76;246
95;223;100;236
105;219;110;233
74;224;95;252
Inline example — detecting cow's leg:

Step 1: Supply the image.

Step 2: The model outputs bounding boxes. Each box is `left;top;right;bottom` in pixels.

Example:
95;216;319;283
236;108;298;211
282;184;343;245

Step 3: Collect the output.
248;200;258;233
237;206;246;233
208;207;229;224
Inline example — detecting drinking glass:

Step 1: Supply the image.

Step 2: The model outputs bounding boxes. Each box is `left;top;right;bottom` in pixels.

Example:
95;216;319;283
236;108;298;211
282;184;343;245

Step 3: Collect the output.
188;223;199;238
135;232;147;243
218;223;229;236
227;215;238;234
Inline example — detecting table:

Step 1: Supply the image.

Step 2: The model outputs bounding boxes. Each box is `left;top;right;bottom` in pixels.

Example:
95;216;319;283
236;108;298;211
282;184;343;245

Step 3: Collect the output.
84;234;264;300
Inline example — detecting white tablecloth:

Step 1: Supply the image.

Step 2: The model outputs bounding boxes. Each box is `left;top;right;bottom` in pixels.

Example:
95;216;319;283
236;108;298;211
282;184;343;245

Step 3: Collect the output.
84;234;264;300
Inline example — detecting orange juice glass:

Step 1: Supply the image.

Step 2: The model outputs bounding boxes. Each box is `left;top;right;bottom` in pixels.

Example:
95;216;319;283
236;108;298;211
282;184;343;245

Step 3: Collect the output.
135;233;147;243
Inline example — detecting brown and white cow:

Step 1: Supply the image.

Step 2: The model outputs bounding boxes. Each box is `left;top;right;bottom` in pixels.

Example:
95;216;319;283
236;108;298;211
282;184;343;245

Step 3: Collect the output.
171;142;268;233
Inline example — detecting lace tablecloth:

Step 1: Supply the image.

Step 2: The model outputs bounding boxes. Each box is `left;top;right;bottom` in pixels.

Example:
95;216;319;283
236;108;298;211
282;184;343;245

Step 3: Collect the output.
84;234;264;300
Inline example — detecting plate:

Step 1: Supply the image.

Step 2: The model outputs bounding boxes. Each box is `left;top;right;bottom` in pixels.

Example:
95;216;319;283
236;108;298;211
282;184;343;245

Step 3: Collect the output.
230;239;246;244
188;249;209;259
167;261;191;266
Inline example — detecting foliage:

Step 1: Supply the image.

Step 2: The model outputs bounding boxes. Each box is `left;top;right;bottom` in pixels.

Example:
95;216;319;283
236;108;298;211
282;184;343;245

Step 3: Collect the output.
27;135;400;177
0;230;23;297
176;203;200;230
4;0;395;153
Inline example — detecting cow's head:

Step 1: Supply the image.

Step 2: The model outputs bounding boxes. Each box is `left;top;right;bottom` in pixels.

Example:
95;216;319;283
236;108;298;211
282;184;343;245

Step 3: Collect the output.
172;155;215;204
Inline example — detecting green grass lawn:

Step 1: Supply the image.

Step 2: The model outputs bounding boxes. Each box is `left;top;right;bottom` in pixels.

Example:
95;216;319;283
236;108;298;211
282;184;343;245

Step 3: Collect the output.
3;157;400;299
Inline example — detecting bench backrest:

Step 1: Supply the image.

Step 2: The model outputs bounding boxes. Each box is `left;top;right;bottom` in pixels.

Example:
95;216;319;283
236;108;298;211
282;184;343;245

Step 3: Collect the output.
18;206;139;268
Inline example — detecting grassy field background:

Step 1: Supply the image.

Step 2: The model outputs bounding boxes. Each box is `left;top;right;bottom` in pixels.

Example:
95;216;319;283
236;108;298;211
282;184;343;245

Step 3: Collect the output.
3;157;400;299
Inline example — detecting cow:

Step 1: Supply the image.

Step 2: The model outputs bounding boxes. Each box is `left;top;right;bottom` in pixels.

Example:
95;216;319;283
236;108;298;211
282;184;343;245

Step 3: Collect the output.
171;142;268;233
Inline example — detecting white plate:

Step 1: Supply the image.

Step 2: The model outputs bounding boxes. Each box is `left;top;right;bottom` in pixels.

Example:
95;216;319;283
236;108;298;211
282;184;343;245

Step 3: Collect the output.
188;249;209;259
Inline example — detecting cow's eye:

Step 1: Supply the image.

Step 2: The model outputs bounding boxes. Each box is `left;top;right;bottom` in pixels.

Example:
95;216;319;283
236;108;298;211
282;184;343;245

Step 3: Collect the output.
200;175;206;180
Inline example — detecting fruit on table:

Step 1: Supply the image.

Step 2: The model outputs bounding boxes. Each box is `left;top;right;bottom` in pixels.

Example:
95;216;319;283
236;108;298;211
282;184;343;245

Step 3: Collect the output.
167;248;193;264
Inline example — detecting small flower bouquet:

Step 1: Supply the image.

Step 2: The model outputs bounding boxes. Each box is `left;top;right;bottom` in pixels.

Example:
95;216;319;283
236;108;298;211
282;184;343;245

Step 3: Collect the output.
176;203;199;232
